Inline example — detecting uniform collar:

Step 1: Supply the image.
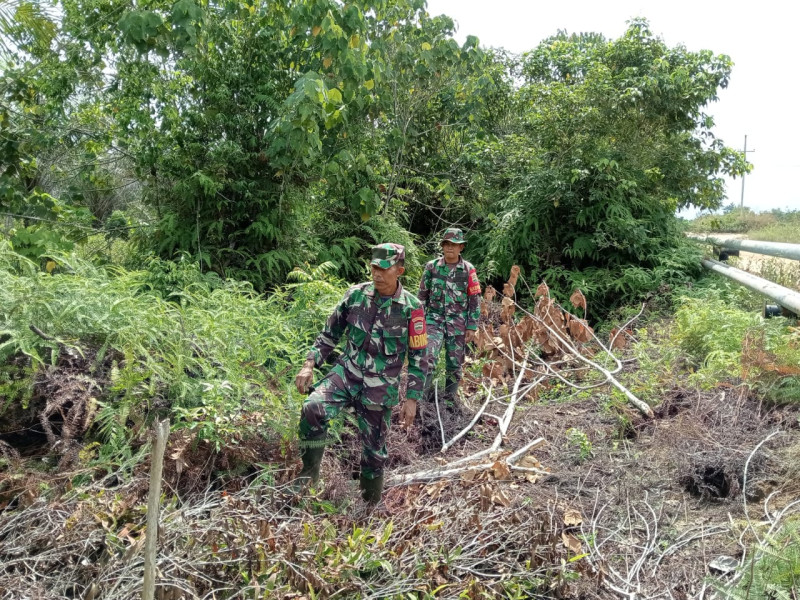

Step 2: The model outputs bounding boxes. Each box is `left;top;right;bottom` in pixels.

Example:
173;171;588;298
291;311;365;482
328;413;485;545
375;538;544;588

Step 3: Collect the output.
437;255;465;270
365;281;406;304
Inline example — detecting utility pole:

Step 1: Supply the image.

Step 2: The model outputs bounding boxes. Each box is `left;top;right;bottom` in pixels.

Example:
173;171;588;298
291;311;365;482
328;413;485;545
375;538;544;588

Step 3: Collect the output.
740;134;755;209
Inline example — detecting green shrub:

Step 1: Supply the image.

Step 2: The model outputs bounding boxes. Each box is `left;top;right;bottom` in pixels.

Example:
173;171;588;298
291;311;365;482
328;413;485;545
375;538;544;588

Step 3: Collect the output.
673;280;799;399
622;277;800;403
715;518;800;599
0;241;347;456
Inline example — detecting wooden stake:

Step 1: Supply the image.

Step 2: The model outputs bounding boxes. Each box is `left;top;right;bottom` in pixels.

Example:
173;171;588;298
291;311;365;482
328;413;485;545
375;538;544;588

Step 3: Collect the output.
143;418;170;600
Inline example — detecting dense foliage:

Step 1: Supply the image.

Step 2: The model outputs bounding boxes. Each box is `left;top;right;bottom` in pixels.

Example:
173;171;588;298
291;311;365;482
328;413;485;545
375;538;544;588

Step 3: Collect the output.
3;7;799;597
2;2;747;311
0;241;345;453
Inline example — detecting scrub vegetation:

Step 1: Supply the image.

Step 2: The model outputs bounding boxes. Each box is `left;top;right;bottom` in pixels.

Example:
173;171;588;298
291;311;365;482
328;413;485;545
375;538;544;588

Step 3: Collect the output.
1;1;798;598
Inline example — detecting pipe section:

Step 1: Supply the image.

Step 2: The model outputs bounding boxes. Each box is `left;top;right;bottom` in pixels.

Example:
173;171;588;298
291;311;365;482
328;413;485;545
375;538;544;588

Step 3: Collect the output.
691;236;800;262
701;259;800;315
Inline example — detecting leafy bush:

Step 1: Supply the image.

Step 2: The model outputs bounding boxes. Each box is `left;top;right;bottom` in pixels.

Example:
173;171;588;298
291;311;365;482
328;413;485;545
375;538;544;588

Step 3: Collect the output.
0;241;346;456
472;21;744;314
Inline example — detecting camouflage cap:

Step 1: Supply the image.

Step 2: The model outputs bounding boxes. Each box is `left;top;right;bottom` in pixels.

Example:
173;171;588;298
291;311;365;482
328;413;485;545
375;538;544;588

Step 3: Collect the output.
441;228;466;245
370;243;405;269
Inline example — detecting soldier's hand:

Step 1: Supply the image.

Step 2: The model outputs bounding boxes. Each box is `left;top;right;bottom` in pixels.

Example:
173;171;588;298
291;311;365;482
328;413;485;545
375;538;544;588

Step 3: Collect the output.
295;360;315;394
465;329;476;344
401;398;417;430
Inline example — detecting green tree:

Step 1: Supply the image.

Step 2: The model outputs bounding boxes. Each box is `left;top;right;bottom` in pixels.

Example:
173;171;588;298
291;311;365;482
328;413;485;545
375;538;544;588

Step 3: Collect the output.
472;20;748;311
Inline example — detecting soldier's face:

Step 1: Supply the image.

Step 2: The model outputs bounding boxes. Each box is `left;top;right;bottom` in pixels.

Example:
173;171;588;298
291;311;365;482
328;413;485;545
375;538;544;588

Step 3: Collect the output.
442;241;464;263
371;263;405;296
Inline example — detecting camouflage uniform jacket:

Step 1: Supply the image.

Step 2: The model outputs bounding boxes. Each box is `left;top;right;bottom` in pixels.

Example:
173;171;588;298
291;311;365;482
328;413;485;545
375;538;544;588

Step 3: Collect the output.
306;282;428;406
418;257;481;333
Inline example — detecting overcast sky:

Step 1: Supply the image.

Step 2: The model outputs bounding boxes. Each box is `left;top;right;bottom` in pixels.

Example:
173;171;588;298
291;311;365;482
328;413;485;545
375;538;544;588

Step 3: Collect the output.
426;0;800;215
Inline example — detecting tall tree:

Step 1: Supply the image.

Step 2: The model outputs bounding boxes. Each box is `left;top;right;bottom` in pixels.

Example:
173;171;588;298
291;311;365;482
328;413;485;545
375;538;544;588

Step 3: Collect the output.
472;20;748;310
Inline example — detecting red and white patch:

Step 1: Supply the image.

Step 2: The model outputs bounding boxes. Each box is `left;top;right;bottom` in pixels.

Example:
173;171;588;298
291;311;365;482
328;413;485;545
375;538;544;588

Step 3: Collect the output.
408;307;428;349
467;268;481;296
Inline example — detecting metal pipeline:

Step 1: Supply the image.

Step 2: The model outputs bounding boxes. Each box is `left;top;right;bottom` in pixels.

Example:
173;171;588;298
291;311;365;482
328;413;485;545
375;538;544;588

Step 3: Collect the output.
690;236;800;262
701;258;800;315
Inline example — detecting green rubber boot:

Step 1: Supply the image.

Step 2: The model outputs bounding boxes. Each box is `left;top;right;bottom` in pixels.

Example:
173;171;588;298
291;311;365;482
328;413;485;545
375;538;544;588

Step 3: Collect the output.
292;445;324;492
359;474;384;505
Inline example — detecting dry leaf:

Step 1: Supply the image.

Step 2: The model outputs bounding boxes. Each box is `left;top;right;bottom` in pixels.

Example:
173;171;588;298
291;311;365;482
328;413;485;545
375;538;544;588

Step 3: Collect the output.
507;265;520;287
491;488;511;507
562;532;582;554
609;328;627;350
498;323;510;343
563;508;582;526
426;480;448;499
570;289;587;313
500;296;516;323
461;470;478;482
568;318;593;343
479;484;492;511
482;361;505;382
491;460;511;480
535;281;549;298
519;455;541;469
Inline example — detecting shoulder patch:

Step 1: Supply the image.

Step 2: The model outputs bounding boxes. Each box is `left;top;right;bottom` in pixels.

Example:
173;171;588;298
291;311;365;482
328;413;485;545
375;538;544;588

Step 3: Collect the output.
467;268;481;296
408;307;428;349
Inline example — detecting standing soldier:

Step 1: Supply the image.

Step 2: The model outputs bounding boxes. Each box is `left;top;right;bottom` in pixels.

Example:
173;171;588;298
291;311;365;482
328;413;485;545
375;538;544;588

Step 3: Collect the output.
293;243;428;505
415;228;481;413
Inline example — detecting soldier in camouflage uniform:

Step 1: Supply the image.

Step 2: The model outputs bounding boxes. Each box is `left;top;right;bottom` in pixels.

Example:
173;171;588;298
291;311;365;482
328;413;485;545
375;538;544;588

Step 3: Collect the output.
294;243;428;504
417;228;481;407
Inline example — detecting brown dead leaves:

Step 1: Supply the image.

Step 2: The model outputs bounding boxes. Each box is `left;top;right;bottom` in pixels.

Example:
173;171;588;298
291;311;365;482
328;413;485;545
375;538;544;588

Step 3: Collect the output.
533;287;593;355
474;268;595;385
570;289;587;314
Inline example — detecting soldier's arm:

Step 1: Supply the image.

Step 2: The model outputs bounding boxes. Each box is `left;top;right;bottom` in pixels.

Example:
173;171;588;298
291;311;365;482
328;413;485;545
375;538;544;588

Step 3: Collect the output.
306;286;353;367
466;267;482;331
417;263;432;307
406;305;428;401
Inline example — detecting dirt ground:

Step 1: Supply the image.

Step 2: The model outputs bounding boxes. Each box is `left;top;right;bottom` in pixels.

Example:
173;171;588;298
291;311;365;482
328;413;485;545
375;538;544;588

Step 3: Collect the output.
2;373;799;599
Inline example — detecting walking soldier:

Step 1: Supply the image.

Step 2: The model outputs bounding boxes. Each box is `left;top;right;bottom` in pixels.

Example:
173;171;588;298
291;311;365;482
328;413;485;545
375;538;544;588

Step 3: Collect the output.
416;228;481;411
294;243;428;504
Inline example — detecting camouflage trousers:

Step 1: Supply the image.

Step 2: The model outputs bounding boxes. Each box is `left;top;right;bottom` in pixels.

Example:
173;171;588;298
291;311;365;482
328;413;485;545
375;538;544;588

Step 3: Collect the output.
298;370;391;480
423;322;466;399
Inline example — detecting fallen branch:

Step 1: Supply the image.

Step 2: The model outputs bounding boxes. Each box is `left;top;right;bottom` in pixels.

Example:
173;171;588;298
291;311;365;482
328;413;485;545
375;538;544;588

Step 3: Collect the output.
433;382;446;448
388;461;496;486
391;360;545;485
514;301;653;418
441;384;493;453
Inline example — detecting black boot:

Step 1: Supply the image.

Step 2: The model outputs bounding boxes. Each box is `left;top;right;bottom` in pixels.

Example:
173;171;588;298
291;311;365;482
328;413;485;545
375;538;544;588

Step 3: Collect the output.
359;474;384;505
443;375;462;413
444;374;460;399
292;445;324;492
